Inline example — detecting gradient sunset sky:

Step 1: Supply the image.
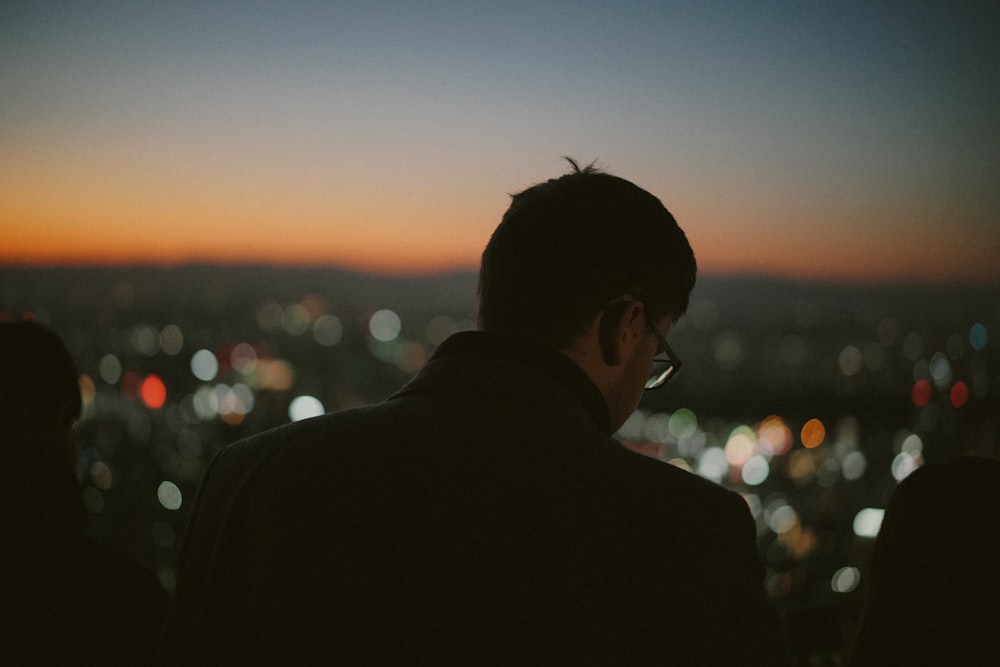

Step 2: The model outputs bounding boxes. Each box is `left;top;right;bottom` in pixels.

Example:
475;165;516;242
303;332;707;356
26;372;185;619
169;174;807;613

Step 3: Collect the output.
3;2;998;282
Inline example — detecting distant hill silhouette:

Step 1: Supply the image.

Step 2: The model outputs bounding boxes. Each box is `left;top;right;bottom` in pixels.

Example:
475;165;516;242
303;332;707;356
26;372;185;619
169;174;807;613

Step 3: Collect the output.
2;264;995;429
4;264;996;319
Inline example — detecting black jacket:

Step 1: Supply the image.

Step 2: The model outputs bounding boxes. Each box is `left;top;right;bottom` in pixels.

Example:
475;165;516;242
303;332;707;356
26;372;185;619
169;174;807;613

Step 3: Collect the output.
162;331;784;665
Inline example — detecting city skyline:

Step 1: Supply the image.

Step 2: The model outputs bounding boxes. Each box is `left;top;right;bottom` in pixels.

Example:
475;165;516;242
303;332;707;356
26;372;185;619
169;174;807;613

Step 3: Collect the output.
3;2;998;282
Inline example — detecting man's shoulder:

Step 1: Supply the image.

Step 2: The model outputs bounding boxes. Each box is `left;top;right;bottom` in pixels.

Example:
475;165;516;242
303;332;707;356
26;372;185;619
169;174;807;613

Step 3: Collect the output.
203;403;388;485
607;442;742;501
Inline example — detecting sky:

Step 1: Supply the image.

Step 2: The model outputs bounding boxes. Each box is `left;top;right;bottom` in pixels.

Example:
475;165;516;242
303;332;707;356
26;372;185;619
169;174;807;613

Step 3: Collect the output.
2;1;998;282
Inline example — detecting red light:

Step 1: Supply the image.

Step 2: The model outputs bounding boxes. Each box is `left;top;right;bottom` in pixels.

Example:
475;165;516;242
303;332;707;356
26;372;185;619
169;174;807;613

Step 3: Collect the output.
911;379;932;407
950;381;969;409
141;375;167;409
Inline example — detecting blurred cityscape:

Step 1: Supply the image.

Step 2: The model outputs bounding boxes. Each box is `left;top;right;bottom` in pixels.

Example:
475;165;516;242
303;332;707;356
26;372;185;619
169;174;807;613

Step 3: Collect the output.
2;265;997;644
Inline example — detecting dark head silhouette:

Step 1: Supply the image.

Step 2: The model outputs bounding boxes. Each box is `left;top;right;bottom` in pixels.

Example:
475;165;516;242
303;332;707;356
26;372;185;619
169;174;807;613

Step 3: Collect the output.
478;157;696;350
849;457;1000;666
0;319;85;529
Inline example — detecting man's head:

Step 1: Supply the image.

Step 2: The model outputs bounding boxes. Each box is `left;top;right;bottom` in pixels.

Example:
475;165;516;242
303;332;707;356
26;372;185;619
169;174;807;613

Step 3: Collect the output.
478;159;696;349
477;159;696;428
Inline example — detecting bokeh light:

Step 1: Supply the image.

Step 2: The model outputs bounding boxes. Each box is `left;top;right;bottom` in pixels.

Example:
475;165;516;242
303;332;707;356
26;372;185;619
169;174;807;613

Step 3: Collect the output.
157;481;183;511
79;374;96;408
725;426;756;466
98;353;122;384
253;359;295;391
191;349;219;382
121;371;142;401
741;455;769;486
282;304;311;335
841;451;867;481
369;309;402;342
289;395;325;422
313;314;344;346
831;566;861;593
800;419;825;448
853;508;884;538
141;374;167;409
665;409;696;441
758;415;792;456
767;504;798;534
696;447;727;483
891;451;921;481
160;324;184;355
230;343;258;374
929;352;952;389
838;345;863;376
969;322;988;351
131;325;159;356
950;381;969;408
911;379;932;407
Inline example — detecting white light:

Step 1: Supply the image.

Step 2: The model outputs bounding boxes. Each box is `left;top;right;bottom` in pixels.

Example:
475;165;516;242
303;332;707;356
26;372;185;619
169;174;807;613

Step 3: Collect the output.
191;349;219;382
642;413;671;444
831;566;861;593
901;433;923;456
157;481;183;510
853;508;884;538
929;352;952;389
767;504;798;534
289;395;325;422
891;452;920;481
369;309;402;342
193;384;219;420
741;455;770;486
617;410;646;441
696;446;727;482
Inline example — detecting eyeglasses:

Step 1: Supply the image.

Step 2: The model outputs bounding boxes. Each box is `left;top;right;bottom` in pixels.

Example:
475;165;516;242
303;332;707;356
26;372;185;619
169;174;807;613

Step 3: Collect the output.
644;314;682;390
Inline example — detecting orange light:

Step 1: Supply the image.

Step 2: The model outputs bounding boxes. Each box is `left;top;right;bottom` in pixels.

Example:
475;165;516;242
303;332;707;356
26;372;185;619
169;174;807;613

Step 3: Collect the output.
78;374;96;407
141;375;167;409
758;415;792;456
800;418;826;449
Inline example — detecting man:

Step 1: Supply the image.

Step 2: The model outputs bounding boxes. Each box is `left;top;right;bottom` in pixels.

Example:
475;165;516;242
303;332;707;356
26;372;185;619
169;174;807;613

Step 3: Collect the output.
162;161;784;664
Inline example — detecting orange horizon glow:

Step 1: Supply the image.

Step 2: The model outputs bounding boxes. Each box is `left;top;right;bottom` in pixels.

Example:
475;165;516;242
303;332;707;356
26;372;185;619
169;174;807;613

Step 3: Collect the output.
4;188;998;283
4;232;998;284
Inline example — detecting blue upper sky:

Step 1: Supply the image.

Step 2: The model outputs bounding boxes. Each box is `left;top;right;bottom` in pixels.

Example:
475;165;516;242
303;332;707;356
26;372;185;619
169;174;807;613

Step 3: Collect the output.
2;1;998;280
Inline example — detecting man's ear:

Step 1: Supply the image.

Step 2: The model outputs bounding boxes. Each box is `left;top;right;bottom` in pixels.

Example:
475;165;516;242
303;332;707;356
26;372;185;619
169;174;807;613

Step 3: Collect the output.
598;300;644;366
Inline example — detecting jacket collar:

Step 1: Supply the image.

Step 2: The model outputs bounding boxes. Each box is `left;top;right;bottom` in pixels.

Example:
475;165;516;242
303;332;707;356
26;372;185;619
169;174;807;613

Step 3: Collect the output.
391;331;613;435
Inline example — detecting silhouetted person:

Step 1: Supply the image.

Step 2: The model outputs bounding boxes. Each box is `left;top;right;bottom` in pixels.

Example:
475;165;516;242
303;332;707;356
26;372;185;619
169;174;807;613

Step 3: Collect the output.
162;160;785;664
0;319;168;665
849;457;1000;666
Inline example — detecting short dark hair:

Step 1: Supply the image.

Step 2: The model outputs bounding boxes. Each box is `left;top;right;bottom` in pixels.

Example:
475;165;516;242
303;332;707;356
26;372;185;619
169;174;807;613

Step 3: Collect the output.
477;159;696;349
